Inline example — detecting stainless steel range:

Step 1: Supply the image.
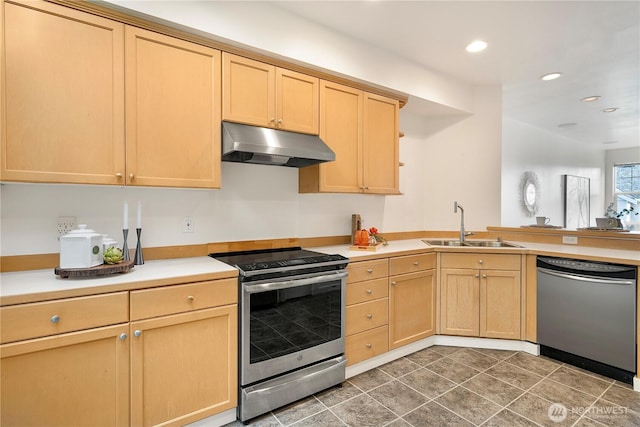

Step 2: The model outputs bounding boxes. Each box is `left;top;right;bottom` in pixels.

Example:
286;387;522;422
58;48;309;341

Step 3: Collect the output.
211;247;348;422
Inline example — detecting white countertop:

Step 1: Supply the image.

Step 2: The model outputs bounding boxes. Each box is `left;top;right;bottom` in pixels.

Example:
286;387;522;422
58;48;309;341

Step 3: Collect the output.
311;238;640;265
0;256;238;305
2;239;637;305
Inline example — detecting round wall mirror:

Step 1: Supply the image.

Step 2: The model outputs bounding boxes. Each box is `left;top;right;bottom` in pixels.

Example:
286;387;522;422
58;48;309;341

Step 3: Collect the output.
521;171;540;216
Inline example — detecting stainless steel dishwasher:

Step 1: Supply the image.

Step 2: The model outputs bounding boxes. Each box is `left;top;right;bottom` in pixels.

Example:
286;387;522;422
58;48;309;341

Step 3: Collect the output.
537;256;637;383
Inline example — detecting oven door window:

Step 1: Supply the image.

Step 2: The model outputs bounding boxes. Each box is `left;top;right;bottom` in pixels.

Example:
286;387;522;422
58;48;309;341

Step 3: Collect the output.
249;280;342;364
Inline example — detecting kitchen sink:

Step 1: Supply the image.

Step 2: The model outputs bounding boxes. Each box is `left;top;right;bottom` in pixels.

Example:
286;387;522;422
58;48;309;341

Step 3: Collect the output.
463;240;522;248
422;239;521;248
422;239;465;246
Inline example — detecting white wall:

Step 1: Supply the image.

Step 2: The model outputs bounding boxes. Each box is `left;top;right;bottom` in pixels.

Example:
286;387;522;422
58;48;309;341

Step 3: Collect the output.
501;117;605;228
0;1;504;257
103;0;474;115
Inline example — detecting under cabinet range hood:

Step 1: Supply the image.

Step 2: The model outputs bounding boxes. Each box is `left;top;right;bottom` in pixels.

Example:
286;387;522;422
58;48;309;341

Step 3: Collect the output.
221;121;335;167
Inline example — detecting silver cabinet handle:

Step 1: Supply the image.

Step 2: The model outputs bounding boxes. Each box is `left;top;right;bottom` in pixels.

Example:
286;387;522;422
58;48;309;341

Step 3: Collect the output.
367;269;373;274
129;173;135;180
367;314;373;319
366;289;372;294
50;315;60;324
478;259;484;264
482;274;487;278
187;295;195;302
119;333;127;341
366;343;372;349
134;330;142;337
413;261;419;266
391;281;397;286
475;274;480;278
116;172;123;179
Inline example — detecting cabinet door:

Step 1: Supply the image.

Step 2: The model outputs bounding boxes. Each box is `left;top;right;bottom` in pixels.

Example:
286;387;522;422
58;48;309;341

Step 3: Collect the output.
362;92;399;194
480;270;521;339
125;26;222;188
1;324;130;427
389;270;435;349
131;305;237;427
440;268;480;336
1;0;125;185
222;53;275;127
276;68;319;134
299;81;363;193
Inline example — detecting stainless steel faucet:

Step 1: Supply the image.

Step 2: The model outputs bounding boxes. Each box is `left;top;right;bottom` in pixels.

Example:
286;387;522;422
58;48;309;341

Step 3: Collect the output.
454;201;465;242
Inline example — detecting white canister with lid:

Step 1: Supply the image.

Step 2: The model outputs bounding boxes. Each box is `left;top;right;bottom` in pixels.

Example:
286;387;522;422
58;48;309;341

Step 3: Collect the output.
60;224;104;268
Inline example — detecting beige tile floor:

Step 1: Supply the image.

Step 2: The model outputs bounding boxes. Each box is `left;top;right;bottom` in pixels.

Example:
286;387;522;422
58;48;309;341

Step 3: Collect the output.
226;346;640;426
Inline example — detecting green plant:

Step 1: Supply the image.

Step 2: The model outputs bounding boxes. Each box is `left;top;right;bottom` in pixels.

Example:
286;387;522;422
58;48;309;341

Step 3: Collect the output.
605;202;639;219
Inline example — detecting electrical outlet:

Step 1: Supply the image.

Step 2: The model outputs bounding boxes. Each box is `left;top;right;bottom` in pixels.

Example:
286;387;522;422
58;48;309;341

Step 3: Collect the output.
183;217;194;233
57;216;76;239
562;235;578;245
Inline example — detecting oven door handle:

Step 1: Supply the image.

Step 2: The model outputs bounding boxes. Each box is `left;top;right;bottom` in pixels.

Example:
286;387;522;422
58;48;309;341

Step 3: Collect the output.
245;271;348;293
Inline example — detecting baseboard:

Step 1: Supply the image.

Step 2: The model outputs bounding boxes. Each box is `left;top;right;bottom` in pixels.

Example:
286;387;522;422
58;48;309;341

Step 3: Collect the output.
346;336;539;379
184;408;237;427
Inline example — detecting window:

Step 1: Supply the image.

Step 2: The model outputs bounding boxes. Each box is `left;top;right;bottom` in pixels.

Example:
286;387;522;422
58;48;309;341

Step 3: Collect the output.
613;163;640;227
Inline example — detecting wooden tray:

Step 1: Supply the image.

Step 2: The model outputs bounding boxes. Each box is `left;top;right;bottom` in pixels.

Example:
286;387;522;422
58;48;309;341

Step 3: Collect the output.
54;260;134;278
349;243;384;251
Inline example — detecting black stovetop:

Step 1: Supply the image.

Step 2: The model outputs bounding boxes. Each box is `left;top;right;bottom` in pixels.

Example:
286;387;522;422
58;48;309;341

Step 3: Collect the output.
209;247;348;280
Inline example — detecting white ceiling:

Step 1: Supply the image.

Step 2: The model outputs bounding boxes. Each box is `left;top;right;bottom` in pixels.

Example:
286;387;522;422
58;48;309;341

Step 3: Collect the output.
273;1;640;150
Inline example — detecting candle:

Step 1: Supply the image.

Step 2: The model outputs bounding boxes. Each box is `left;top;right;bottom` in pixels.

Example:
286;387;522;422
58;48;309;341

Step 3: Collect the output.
123;201;128;230
137;201;142;229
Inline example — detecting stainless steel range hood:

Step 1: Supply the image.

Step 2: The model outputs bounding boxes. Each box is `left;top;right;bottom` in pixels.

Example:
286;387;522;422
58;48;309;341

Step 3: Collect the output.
221;121;335;167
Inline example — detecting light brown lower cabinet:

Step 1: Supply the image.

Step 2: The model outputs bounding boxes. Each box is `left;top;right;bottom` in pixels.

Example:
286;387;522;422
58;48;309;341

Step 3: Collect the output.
130;305;237;427
440;253;522;340
1;324;130;427
388;253;436;349
389;270;436;349
0;278;238;427
345;259;389;365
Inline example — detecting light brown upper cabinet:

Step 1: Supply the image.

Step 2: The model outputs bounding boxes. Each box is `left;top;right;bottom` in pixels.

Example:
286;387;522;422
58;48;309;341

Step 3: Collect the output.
362;93;400;194
222;53;319;134
299;81;400;194
1;0;125;185
1;1;223;189
125;26;222;188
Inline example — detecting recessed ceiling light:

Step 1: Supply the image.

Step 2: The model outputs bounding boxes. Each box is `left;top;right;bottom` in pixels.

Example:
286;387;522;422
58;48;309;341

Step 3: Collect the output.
558;122;577;128
603;140;619;145
602;107;619;113
465;40;487;53
541;72;563;81
581;96;600;102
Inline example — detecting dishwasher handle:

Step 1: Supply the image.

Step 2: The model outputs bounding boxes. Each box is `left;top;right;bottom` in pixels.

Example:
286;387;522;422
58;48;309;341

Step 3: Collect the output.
538;267;635;286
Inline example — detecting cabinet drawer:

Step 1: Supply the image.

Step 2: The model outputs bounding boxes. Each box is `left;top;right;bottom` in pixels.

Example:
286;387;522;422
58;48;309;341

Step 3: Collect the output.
0;292;129;344
440;253;521;270
130;278;237;321
347;277;388;305
347;259;389;283
346;325;389;366
389;253;435;275
346;298;388;336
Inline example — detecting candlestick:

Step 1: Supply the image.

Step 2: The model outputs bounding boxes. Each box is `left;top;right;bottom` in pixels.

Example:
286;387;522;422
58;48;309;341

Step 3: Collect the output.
136;201;142;229
123;201;128;230
122;229;130;261
134;228;144;265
